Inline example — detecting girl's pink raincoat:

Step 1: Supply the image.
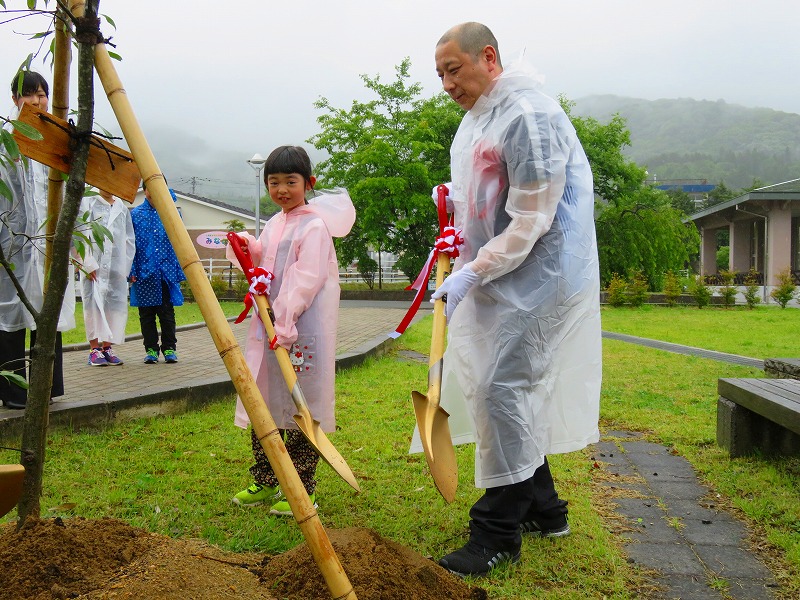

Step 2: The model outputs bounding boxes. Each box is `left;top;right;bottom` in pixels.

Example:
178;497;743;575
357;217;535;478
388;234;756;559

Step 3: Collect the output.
227;189;355;431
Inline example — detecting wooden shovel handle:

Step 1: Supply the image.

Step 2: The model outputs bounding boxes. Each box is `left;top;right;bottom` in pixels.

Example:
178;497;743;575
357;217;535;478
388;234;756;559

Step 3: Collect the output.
227;232;313;410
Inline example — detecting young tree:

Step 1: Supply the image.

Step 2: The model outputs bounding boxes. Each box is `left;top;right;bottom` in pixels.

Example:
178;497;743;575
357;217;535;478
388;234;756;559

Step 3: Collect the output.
770;268;797;308
692;275;712;308
717;269;738;308
663;270;682;307
743;268;762;309
1;0;104;526
309;59;461;286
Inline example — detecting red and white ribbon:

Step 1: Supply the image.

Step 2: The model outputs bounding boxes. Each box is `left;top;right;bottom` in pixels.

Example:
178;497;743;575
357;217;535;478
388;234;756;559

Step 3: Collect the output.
235;267;274;324
389;189;463;338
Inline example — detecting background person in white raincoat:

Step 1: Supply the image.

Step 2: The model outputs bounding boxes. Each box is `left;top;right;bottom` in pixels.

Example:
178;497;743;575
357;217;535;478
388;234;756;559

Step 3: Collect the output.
77;189;135;366
0;70;75;408
432;23;602;578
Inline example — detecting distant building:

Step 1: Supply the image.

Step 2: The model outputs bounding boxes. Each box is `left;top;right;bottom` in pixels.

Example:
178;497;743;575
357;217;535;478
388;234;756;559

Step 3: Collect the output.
649;178;716;208
686;178;800;299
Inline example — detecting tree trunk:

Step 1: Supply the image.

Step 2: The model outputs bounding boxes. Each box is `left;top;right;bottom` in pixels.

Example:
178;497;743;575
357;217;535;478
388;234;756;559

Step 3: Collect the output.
17;0;99;527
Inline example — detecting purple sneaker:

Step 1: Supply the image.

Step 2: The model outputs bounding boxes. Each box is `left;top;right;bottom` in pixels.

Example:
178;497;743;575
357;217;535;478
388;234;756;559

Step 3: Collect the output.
88;348;108;367
101;346;123;365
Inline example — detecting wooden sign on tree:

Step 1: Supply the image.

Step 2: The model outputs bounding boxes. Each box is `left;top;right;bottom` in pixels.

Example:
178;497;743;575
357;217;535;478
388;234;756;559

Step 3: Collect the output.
12;103;141;202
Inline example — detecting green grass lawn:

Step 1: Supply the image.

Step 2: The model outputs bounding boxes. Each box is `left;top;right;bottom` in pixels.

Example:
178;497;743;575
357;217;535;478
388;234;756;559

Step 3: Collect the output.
599;304;800;358
4;304;800;598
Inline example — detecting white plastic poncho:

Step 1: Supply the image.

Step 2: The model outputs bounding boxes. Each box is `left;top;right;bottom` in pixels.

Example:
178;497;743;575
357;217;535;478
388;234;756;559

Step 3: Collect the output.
226;189;355;431
0;114;75;333
438;62;602;489
76;195;135;343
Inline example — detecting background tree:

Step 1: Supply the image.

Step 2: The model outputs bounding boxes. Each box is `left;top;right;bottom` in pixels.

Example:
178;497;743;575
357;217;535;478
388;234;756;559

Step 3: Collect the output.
703;180;737;208
309;58;461;286
595;186;699;290
664;188;696;215
223;218;245;232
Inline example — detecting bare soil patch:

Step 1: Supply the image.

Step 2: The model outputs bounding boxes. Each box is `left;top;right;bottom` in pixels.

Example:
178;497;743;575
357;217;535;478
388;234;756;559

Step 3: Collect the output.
0;518;486;600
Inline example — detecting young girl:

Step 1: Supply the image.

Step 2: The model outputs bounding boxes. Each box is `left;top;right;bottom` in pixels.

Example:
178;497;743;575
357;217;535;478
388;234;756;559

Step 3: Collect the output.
227;145;355;515
78;189;136;366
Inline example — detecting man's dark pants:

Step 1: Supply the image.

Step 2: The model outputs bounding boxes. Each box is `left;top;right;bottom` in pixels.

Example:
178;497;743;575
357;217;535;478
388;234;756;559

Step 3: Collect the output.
468;457;567;551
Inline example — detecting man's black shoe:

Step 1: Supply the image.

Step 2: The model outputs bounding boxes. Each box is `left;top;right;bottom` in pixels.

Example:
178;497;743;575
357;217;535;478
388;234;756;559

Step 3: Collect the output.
438;540;520;577
520;513;570;538
1;400;26;410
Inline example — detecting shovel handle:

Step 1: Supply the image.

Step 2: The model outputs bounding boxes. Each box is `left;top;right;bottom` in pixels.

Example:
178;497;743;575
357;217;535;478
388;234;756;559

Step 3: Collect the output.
226;232;305;403
426;186;452;405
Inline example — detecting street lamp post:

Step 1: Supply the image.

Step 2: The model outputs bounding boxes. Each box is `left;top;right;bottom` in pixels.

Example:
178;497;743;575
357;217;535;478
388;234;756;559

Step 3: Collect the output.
247;153;267;238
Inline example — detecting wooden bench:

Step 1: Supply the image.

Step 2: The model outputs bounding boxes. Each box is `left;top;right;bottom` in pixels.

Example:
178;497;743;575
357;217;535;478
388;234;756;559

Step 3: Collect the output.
717;378;800;458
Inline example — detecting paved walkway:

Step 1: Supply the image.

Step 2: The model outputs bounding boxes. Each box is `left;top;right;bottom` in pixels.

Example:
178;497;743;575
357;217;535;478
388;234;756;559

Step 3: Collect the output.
0;304;782;598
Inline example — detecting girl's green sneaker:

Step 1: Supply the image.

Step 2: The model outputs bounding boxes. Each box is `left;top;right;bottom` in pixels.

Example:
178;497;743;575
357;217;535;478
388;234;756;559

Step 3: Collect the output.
231;483;280;507
269;493;317;516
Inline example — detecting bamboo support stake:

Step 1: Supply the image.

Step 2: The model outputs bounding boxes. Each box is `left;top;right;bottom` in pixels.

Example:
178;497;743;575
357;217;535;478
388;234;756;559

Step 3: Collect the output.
90;39;356;600
43;4;72;278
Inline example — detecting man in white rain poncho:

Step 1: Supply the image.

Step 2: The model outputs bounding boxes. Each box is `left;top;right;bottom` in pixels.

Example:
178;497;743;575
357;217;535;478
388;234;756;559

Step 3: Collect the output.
0;70;75;409
76;189;135;366
432;23;601;577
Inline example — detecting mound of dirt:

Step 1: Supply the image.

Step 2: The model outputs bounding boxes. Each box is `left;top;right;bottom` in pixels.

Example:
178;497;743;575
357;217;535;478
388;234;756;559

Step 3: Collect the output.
257;527;487;600
0;518;486;600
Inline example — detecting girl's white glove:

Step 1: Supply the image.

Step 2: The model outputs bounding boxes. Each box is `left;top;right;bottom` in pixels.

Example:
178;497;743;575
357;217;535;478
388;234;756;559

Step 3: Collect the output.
431;264;479;321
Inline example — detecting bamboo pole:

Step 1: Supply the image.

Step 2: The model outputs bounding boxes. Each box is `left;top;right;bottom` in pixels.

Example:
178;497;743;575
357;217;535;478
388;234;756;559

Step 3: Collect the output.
43;4;72;278
90;31;356;600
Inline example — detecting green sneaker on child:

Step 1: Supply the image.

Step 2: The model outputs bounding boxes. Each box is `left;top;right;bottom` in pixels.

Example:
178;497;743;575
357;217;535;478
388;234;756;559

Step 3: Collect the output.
269;493;317;516
231;482;280;507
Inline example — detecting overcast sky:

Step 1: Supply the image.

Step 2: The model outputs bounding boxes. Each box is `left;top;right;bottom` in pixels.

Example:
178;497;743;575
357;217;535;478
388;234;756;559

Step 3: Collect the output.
2;0;798;201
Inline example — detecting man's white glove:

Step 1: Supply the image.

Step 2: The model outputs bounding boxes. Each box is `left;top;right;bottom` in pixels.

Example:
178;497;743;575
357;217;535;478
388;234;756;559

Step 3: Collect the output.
431;264;480;321
431;183;454;212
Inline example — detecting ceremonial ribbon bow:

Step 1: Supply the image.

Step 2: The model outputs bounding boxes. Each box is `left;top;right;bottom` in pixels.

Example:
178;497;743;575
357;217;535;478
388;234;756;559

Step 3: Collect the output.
389;184;463;338
235;266;274;324
226;232;275;324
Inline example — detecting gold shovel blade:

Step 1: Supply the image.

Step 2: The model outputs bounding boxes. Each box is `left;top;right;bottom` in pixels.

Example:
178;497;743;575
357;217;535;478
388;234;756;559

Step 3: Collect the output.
0;464;25;518
412;390;457;503
293;413;361;493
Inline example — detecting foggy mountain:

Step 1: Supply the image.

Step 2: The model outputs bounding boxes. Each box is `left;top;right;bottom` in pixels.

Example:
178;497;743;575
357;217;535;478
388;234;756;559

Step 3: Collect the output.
573;95;800;189
133;96;800;206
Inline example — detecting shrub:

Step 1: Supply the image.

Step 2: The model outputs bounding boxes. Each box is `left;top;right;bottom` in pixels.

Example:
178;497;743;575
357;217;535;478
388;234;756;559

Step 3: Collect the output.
210;275;229;299
770;268;797;308
180;279;194;302
692;276;711;308
605;273;627;307
663;271;682;307
743;269;762;309
717;269;738;308
233;272;250;299
626;270;649;307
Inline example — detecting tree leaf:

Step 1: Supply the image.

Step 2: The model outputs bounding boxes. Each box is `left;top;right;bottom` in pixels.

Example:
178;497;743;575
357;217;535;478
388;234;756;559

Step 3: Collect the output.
102;14;116;28
0;178;12;201
1;129;20;160
10;120;44;141
0;371;28;390
108;51;122;62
